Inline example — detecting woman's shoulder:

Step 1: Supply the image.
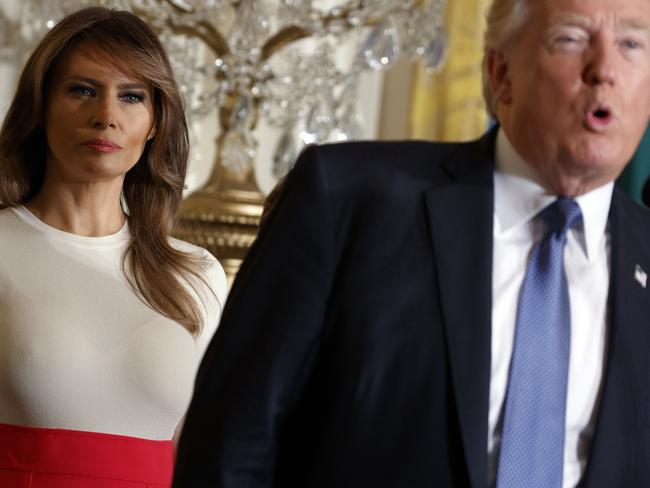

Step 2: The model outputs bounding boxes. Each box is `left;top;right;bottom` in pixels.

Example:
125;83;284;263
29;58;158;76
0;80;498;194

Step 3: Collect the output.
0;205;19;223
0;206;31;242
168;236;211;256
168;237;229;343
168;237;224;276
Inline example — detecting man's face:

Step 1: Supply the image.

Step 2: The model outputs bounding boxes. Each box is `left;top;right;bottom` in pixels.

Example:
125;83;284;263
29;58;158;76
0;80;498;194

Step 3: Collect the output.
490;0;650;196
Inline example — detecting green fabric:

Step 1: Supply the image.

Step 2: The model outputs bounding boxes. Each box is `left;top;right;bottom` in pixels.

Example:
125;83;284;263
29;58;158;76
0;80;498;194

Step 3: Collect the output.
617;124;650;204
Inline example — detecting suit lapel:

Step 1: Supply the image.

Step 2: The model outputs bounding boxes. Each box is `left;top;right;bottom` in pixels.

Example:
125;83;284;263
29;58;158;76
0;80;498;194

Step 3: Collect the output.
424;133;495;488
582;189;650;487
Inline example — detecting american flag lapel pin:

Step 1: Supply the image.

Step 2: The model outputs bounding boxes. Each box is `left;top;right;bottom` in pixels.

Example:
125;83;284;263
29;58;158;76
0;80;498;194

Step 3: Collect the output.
634;264;647;289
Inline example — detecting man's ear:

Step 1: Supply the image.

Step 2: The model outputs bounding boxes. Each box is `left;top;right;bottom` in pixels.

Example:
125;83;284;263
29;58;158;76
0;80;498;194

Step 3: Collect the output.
487;49;513;106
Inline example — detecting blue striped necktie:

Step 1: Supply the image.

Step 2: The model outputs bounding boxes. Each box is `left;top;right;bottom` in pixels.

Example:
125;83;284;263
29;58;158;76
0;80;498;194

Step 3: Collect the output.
496;197;583;488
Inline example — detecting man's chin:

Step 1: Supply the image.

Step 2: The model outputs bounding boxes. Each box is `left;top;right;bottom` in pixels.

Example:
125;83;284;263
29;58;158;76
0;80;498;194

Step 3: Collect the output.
567;140;629;173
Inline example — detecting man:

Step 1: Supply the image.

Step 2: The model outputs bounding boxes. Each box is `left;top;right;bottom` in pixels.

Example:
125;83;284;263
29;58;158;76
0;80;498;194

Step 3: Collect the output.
174;0;650;486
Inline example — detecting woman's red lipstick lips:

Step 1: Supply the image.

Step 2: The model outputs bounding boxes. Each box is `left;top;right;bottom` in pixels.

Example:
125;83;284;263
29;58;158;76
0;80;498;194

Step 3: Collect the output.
82;139;122;152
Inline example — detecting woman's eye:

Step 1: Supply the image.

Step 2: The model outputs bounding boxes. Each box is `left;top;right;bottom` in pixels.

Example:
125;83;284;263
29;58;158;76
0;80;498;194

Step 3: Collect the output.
69;85;94;96
121;92;145;104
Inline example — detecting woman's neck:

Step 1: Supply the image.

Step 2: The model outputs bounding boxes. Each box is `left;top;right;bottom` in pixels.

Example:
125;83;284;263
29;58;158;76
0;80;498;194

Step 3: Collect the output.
25;180;126;237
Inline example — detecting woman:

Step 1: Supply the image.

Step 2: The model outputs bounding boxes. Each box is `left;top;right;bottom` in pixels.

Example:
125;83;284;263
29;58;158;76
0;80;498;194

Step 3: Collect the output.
0;7;227;487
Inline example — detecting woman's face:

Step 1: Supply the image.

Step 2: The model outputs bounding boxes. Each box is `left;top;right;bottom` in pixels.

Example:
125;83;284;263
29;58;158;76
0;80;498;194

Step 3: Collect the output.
44;41;156;185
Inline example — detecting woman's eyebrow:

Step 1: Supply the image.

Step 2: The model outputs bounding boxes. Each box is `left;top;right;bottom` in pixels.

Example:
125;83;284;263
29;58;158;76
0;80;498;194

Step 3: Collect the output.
64;75;148;90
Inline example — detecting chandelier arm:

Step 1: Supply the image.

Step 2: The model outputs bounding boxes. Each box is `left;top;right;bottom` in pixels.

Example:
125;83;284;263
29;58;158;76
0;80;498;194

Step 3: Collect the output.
165;18;230;57
260;26;311;62
260;3;395;63
160;0;195;14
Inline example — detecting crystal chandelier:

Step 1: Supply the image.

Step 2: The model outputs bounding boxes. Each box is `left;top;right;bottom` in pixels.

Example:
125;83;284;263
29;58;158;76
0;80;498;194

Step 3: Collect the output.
1;0;449;279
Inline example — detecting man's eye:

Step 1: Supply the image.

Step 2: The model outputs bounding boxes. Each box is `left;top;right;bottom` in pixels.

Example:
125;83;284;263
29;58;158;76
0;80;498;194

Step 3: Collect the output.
622;39;642;50
549;27;589;49
555;34;587;46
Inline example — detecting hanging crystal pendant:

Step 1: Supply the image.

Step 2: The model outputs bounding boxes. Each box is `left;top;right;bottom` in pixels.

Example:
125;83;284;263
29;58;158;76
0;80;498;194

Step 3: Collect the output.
300;99;334;144
20;2;60;41
230;0;271;49
0;10;15;62
229;92;253;130
272;130;297;179
220;130;257;175
361;18;401;71
424;26;449;74
282;0;307;7
336;106;362;141
97;0;131;9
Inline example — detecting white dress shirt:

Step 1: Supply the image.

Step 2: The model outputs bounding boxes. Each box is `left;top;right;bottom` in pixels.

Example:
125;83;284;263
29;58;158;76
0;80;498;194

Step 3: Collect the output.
487;129;611;487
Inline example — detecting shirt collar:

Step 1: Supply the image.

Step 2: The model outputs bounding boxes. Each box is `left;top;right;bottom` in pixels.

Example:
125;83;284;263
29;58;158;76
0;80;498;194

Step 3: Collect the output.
494;128;613;262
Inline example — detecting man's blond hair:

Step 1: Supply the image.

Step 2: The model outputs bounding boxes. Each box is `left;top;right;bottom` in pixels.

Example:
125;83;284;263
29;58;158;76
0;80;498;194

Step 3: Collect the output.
482;0;531;119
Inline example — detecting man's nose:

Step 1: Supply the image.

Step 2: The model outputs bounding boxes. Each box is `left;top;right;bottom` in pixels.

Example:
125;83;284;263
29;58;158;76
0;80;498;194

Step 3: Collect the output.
90;96;118;129
583;36;617;86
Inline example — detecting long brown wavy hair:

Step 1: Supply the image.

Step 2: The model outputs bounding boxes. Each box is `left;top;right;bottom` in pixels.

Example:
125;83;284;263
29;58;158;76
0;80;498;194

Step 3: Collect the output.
0;7;212;335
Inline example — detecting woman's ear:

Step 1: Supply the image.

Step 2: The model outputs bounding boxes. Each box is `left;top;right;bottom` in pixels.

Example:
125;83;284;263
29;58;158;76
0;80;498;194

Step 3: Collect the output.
147;125;157;140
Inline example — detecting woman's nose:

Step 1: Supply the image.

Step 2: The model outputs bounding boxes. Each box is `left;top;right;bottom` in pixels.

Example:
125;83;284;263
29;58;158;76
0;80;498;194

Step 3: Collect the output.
90;97;118;129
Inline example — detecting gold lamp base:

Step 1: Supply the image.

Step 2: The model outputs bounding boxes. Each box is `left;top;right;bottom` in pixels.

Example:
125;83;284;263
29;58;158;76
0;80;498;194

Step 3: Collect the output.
173;185;264;285
173;113;267;284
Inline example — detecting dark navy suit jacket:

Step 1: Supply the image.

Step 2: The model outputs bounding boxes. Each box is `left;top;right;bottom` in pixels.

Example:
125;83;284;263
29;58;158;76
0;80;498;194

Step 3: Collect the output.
173;130;650;487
